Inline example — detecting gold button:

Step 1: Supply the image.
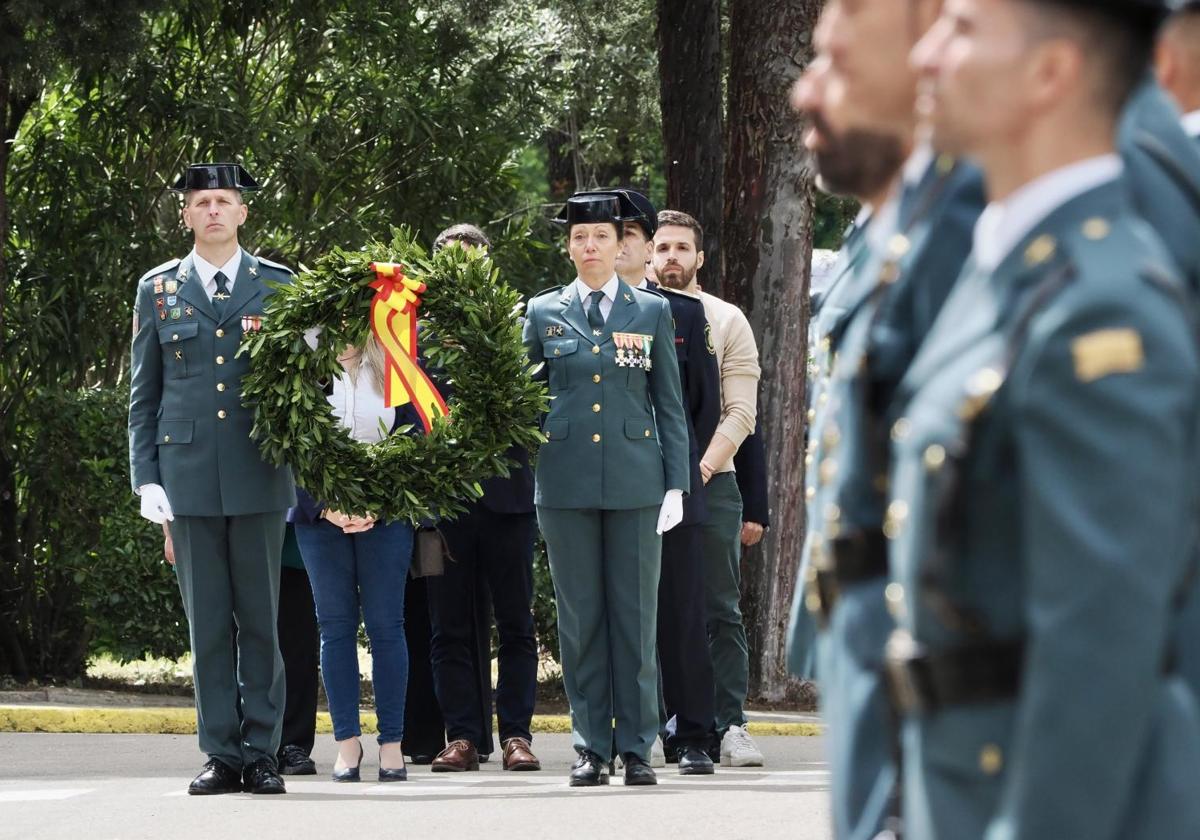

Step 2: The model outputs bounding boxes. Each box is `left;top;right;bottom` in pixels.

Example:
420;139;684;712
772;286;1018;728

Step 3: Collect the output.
884;500;909;539
644;430;651;438
592;374;601;383
163;435;171;443
819;459;838;486
891;418;911;442
924;444;946;471
216;355;225;365
592;345;600;355
217;409;227;419
1082;218;1110;241
979;744;1003;775
215;328;225;338
592;434;601;443
885;583;905;618
554;348;561;356
216;383;226;392
171;333;179;342
592;403;601;413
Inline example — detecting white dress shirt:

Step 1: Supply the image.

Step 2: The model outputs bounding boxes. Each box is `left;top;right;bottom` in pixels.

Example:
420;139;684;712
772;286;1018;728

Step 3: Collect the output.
574;274;620;322
191;248;242;301
328;361;395;444
1183;109;1200;139
972;154;1123;273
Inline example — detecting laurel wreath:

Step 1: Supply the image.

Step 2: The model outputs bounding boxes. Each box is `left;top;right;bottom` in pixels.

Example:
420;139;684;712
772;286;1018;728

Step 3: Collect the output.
239;227;547;523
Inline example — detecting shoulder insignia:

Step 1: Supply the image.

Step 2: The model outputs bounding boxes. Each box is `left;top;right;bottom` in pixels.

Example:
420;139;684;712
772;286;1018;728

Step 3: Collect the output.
1081;218;1111;241
532;285;563;299
256;256;295;275
138;258;181;283
1024;235;1057;267
1071;328;1143;383
704;322;716;355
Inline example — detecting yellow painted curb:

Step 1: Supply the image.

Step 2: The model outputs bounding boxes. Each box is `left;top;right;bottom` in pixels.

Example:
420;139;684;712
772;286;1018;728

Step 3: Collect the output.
0;706;820;737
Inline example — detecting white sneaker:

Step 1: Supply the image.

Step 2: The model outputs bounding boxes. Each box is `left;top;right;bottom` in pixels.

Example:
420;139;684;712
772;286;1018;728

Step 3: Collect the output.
615;736;666;768
720;725;764;767
650;736;666;768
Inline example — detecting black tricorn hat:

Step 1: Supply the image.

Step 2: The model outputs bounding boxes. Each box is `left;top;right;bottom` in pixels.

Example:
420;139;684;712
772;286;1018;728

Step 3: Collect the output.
575;188;658;237
170;162;260;193
552;193;638;228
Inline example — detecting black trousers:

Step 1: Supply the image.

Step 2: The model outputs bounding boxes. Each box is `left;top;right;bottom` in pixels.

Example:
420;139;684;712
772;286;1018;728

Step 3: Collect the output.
657;523;715;749
278;565;320;753
402;576;449;759
429;506;538;749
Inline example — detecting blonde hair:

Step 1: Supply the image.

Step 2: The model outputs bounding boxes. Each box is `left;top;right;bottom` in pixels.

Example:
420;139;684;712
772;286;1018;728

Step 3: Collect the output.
343;334;388;394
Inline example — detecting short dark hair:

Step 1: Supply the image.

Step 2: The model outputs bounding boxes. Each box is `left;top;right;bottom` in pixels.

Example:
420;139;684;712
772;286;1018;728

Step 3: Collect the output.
433;223;491;252
1018;1;1158;118
655;210;703;249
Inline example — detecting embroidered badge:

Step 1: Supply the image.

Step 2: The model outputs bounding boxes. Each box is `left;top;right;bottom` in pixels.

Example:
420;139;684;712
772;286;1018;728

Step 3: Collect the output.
153;278;164;294
165;280;178;294
166;295;177;306
704;323;716;355
170;307;181;320
1072;329;1143;383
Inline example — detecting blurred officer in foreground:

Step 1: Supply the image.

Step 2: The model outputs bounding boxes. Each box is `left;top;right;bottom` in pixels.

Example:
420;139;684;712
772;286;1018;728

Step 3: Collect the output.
1157;0;1200;140
888;2;1200;837
128;162;295;795
788;1;987;837
524;193;690;787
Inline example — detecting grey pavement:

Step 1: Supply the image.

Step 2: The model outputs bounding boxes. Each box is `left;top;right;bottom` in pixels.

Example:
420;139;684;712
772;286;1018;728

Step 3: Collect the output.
0;733;832;840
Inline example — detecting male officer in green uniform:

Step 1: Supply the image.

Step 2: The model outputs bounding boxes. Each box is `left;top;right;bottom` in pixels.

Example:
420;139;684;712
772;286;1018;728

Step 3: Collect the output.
129;162;296;795
523;194;690;787
787;3;985;838
885;2;1200;837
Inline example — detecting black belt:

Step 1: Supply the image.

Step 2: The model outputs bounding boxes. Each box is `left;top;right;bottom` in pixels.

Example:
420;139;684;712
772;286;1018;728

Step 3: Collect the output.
883;630;1024;715
805;529;889;625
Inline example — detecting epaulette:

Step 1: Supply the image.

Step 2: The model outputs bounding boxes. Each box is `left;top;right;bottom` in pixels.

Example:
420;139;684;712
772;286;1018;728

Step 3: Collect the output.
531;285;564;299
256;256;295;275
138;258;181;283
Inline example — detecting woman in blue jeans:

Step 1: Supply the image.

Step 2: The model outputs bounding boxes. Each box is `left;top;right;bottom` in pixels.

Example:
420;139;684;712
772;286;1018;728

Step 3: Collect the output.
291;337;413;782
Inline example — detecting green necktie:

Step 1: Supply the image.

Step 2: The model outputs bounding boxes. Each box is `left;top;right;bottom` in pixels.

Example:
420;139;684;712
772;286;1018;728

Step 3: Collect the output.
587;290;606;331
213;271;231;319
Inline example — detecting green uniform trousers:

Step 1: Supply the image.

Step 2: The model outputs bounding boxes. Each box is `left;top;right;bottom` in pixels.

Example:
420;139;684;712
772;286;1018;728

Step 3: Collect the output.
171;511;287;770
700;472;748;732
538;505;662;761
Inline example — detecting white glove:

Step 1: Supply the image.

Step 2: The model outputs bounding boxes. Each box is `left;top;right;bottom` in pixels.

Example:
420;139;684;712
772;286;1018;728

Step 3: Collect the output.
302;326;322;351
656;489;684;535
138;483;174;524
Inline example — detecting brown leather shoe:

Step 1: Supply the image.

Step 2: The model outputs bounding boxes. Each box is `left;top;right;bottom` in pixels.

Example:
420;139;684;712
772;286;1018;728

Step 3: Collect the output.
431;739;479;772
502;737;541;771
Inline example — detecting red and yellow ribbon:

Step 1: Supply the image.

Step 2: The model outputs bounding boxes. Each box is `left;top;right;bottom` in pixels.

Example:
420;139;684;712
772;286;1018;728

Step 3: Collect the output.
368;261;450;432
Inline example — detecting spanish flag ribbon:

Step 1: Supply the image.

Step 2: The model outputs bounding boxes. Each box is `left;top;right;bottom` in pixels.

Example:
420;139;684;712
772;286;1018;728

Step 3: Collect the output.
368;261;450;432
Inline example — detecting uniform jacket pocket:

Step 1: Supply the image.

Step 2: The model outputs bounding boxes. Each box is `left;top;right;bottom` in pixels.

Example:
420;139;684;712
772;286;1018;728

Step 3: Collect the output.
157;419;194;445
158;322;200;379
543;337;579;390
544;418;569;441
625;418;656;440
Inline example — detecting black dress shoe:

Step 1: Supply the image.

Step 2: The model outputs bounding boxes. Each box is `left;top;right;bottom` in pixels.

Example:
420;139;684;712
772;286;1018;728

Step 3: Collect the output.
188;758;242;795
277;745;317;776
243;758;287;794
569;751;611;787
622;754;657;786
678;746;715;776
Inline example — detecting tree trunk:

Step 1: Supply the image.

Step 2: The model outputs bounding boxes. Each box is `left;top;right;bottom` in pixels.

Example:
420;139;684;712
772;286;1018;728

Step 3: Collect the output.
723;0;821;702
656;0;724;286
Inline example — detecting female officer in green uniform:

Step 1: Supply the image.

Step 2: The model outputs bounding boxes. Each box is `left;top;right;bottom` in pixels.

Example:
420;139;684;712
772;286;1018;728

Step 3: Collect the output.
523;193;689;787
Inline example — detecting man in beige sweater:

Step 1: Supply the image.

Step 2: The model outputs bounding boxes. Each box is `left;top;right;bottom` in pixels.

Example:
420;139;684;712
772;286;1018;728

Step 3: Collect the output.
652;210;764;767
